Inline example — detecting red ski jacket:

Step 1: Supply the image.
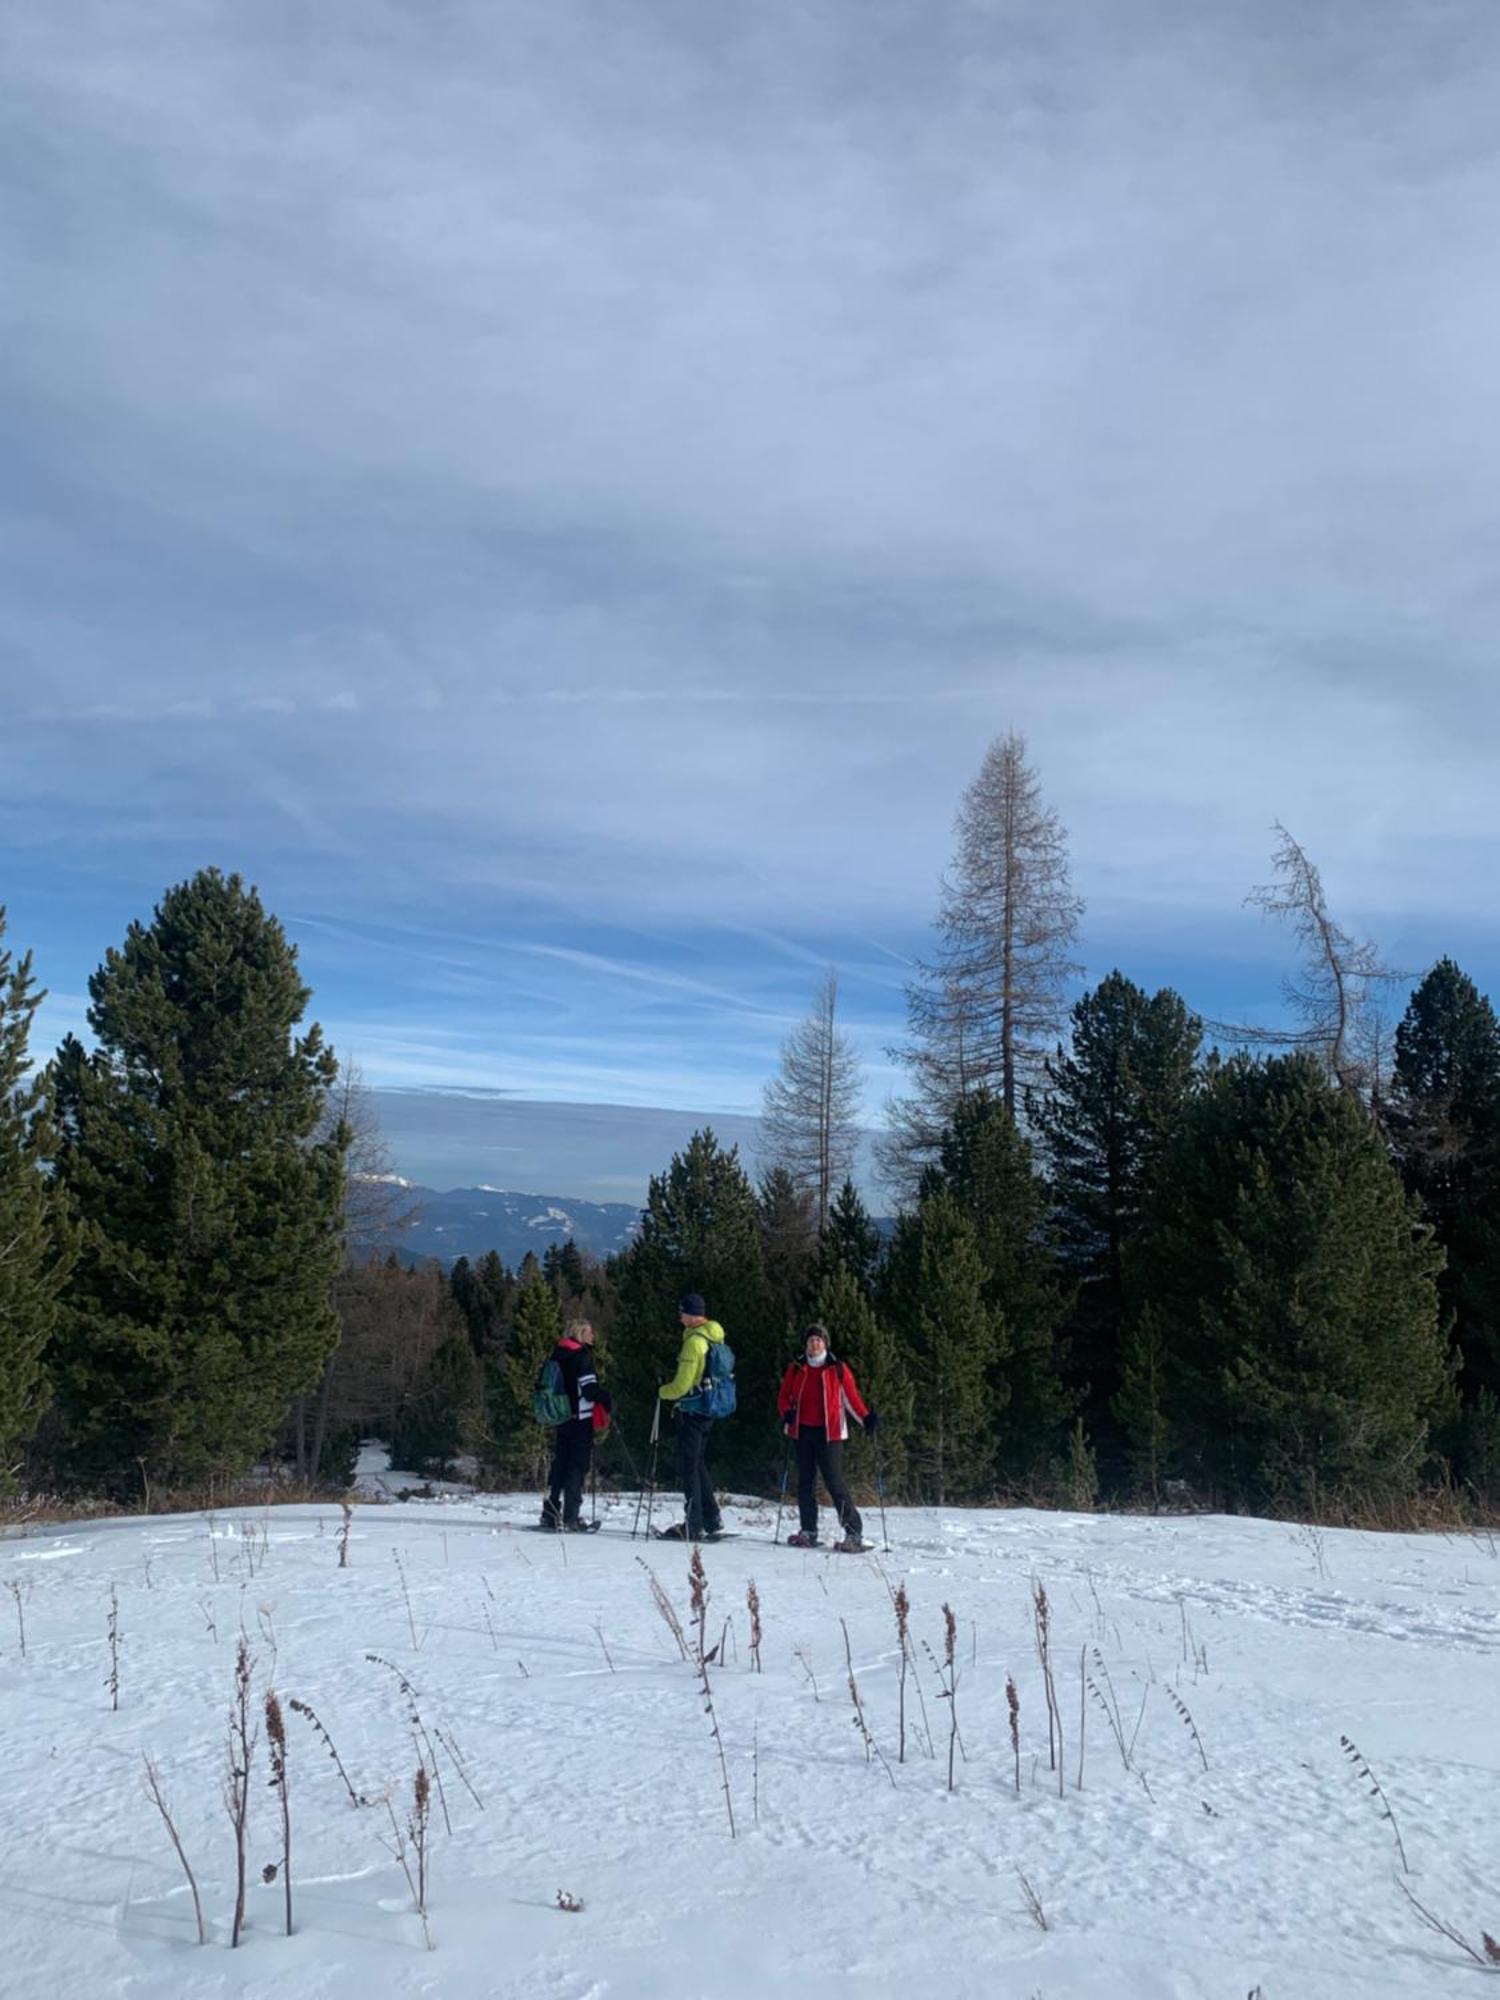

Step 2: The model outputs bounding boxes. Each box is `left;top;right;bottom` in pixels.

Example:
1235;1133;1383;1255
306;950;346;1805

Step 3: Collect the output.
777;1359;870;1442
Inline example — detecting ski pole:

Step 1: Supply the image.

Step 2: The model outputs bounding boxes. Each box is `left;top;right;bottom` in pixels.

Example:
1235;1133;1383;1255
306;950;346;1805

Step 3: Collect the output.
873;1430;892;1551
772;1433;792;1544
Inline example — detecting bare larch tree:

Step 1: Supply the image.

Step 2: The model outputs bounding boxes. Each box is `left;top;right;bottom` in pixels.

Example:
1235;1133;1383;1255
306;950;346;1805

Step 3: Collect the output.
883;732;1082;1192
1216;823;1400;1100
760;968;864;1230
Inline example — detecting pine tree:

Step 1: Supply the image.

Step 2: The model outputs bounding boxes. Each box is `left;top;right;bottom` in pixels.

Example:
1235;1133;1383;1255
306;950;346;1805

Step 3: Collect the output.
760;968;863;1228
1032;973;1201;1471
391;1335;480;1476
612;1130;769;1487
925;1093;1070;1488
1127;1054;1448;1511
481;1271;562;1488
884;731;1082;1191
757;1165;818;1338
0;910;68;1486
815;1178;885;1295
811;1263;912;1498
881;1192;1002;1503
1390;960;1500;1416
46;870;346;1494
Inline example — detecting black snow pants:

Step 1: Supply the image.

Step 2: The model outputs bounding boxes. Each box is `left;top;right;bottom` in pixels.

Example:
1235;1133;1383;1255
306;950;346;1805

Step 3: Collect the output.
795;1425;863;1540
545;1418;594;1525
675;1412;723;1538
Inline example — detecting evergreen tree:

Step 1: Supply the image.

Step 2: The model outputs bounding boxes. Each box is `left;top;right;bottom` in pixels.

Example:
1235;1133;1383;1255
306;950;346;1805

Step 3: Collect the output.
1126;1054;1448;1511
0;910;68;1486
815;1177;884;1295
481;1270;562;1488
391;1335;480;1476
46;870;346;1493
757;1165;818;1338
1390;960;1500;1413
881;1192;1002;1503
811;1262;912;1498
925;1093;1070;1487
1032;973;1201;1467
612;1130;770;1487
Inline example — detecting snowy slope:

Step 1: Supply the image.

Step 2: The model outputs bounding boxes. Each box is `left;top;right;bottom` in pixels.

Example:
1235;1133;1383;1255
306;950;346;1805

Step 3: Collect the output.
2;1485;1498;1999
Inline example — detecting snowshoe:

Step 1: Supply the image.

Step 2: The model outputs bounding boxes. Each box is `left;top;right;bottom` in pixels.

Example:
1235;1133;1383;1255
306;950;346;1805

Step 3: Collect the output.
785;1530;819;1548
654;1521;691;1540
833;1536;868;1553
563;1519;601;1534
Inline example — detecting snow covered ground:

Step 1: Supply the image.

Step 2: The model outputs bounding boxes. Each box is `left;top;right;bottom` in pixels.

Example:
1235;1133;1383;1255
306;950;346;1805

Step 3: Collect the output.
2;1475;1498;1999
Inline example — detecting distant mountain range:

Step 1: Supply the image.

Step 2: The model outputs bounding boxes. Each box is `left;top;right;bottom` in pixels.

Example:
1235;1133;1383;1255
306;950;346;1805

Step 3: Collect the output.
360;1177;641;1267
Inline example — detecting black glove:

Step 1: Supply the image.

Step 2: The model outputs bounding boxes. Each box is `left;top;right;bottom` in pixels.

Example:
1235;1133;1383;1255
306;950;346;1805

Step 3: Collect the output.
781;1413;795;1435
863;1410;880;1435
595;1388;613;1414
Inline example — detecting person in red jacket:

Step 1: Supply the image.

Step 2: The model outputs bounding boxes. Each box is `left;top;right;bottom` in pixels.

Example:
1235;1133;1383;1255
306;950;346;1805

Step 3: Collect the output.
776;1323;877;1551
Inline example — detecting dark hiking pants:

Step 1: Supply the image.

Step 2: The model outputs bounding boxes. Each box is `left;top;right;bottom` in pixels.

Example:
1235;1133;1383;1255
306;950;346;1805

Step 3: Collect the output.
795;1425;863;1540
675;1412;722;1537
545;1418;594;1525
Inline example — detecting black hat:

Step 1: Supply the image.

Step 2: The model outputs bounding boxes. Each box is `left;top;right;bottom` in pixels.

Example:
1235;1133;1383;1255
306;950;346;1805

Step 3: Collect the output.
679;1292;706;1317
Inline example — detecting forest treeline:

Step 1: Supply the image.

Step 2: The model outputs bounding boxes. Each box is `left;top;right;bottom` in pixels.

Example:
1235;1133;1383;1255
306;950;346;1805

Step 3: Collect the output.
3;735;1497;1519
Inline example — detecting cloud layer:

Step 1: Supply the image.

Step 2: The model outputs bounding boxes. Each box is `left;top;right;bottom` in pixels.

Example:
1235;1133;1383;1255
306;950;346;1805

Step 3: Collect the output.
5;2;1500;1123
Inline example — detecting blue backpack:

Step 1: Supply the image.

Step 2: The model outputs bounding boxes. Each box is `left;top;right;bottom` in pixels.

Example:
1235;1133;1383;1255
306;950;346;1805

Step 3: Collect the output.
532;1356;571;1426
686;1337;736;1418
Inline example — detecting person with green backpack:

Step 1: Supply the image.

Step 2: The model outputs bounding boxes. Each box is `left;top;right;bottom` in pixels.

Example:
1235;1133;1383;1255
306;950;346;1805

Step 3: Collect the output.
656;1293;735;1541
537;1320;612;1532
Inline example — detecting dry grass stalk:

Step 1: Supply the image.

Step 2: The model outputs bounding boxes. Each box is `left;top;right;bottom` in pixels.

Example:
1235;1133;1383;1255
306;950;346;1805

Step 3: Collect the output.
930;1602;962;1792
288;1696;369;1807
1087;1647;1131;1768
594;1620;616;1672
1076;1644;1087;1791
1396;1879;1500;1969
106;1582;122;1711
380;1767;434;1949
205;1516;221;1583
265;1691;293;1934
840;1616;895;1785
393;1548;423;1650
1017;1868;1048;1931
222;1636;257;1948
746;1579;763;1673
434;1726;484;1812
1031;1581;1063;1794
636;1557;689;1661
365;1654;454;1834
1166;1687;1209;1773
7;1576;28;1657
1339;1733;1406;1872
1006;1675;1021;1795
338;1499;352;1569
893;1582;910;1762
688;1548;736;1839
141;1755;207;1944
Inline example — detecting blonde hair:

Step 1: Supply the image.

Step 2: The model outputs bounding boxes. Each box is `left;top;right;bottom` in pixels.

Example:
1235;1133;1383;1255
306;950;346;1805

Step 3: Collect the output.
566;1319;594;1342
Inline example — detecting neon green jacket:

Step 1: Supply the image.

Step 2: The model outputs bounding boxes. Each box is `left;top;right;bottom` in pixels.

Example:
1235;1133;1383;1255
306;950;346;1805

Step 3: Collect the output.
659;1320;727;1402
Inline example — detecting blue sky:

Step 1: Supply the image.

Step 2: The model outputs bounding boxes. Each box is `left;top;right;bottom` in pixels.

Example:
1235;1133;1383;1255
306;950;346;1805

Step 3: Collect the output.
5;3;1500;1194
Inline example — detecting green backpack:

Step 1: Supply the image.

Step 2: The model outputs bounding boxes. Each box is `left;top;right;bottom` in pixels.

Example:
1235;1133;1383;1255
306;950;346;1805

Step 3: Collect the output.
532;1356;571;1426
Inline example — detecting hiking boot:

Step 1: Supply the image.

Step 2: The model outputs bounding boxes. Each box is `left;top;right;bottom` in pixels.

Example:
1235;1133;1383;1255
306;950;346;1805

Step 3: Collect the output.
786;1530;819;1547
655;1521;691;1540
834;1535;868;1553
562;1518;592;1533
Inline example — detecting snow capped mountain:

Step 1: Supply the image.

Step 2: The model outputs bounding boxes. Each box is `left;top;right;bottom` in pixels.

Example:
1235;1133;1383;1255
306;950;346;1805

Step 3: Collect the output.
380;1184;640;1266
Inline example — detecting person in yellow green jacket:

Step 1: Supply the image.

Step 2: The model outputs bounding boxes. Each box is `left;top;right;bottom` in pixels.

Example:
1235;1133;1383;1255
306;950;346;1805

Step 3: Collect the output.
656;1292;727;1541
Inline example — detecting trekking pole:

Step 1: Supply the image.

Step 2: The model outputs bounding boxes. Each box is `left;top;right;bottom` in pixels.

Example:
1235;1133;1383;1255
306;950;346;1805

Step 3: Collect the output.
873;1430;892;1552
631;1398;661;1540
772;1433;792;1544
643;1396;663;1540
